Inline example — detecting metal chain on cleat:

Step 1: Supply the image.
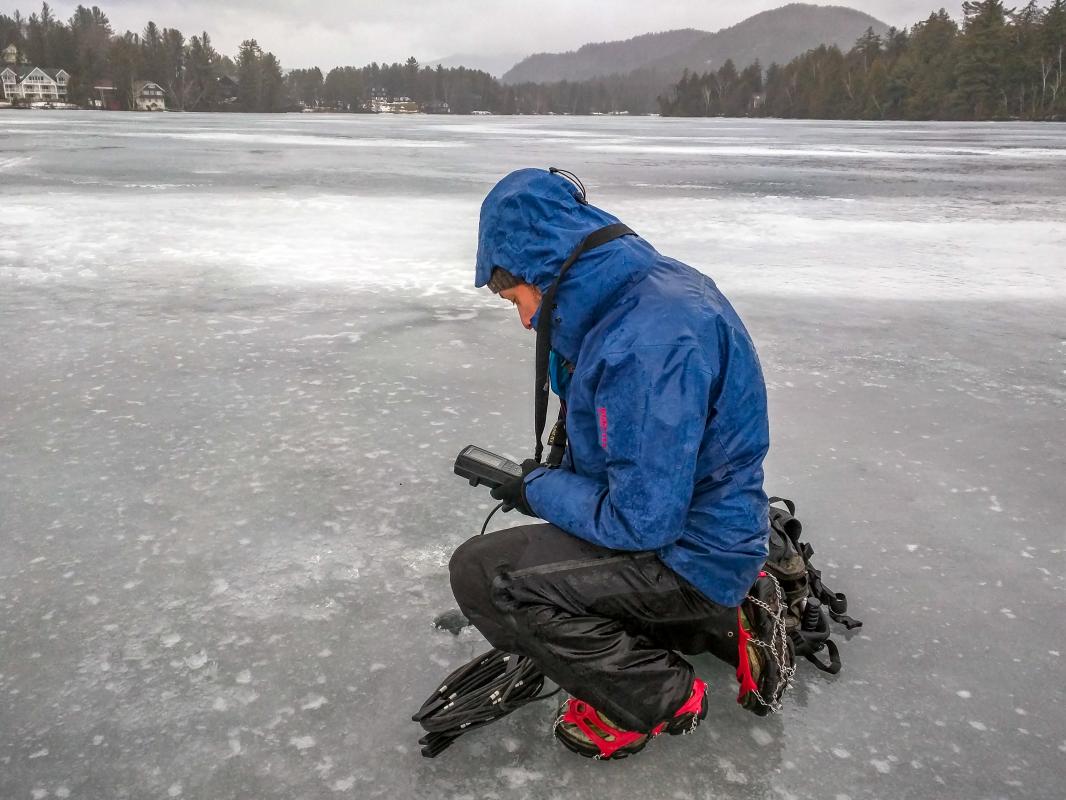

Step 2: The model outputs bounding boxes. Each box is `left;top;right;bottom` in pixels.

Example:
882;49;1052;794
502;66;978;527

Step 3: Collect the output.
743;573;796;714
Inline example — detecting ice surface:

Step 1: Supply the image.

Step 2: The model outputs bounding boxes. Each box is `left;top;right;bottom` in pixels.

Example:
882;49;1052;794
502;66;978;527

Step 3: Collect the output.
1;111;1065;799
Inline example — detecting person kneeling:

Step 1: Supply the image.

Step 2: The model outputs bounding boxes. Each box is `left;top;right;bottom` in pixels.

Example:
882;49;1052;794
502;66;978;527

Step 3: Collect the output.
450;169;793;760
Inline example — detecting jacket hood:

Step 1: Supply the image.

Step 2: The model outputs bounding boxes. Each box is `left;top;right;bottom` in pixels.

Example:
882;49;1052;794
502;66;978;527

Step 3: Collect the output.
476;168;657;361
475;168;621;291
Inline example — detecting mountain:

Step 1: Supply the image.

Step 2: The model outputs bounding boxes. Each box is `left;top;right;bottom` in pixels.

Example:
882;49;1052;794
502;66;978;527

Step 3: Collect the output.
500;29;707;84
426;52;527;77
500;4;890;85
648;4;891;75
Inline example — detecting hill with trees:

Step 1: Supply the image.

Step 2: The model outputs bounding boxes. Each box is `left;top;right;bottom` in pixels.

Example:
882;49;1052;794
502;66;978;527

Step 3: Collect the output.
501;4;889;84
659;1;1066;120
501;29;708;84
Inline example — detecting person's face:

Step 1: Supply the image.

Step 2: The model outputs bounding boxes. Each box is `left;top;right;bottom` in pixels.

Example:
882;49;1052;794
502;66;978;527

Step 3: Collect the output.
499;283;542;331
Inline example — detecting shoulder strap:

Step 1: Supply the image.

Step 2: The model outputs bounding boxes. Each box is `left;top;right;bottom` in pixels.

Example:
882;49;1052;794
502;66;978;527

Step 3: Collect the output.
768;496;797;516
534;223;635;462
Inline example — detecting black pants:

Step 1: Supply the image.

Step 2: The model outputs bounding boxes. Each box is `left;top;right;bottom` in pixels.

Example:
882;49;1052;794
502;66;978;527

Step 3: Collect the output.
449;523;741;733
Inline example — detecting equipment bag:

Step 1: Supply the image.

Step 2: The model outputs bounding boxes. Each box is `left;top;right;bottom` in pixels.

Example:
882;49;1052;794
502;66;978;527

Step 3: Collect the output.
761;497;862;675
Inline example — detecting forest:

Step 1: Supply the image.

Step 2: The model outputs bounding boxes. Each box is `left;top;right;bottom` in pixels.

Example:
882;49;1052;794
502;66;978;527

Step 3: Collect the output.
660;2;1066;120
0;4;502;112
3;1;1064;118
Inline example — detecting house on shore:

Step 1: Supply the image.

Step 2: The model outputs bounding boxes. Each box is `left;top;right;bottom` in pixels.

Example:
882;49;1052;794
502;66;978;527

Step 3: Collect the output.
0;65;70;104
368;88;419;114
216;74;239;105
91;80;119;110
133;81;166;111
89;79;167;110
384;96;419;113
369;87;389;113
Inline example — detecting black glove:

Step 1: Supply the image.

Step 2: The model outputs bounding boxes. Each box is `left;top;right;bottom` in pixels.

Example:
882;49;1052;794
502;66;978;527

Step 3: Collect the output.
490;458;541;516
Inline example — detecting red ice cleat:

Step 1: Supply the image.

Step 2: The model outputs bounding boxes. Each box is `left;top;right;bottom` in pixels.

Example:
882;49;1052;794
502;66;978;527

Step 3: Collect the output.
553;678;708;760
736;572;795;715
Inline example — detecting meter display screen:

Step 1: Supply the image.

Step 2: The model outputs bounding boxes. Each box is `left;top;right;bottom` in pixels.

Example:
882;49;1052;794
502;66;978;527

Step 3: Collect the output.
463;446;523;476
454;445;524;489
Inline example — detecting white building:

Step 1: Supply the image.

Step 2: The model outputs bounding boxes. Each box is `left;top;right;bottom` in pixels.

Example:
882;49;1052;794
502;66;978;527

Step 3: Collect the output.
133;81;166;111
0;66;70;103
383;96;419;113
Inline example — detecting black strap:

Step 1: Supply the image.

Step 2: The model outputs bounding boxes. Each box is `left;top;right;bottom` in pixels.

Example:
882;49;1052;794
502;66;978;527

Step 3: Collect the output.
534;223;635;462
546;411;567;467
768;496;796;516
803;638;842;674
807;563;863;630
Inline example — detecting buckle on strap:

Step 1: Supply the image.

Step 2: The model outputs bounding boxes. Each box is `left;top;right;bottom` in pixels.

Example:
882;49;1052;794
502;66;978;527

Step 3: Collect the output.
560;700;645;759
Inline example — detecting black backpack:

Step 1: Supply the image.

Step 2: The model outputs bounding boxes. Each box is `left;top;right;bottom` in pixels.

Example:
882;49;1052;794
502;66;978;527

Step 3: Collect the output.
762;497;862;674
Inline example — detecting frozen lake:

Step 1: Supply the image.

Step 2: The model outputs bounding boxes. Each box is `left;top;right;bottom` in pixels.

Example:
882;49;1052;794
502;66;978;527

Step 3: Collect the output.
2;111;1065;799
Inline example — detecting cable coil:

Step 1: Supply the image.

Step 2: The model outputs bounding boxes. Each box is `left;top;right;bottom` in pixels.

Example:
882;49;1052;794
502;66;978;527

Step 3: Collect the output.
412;648;559;757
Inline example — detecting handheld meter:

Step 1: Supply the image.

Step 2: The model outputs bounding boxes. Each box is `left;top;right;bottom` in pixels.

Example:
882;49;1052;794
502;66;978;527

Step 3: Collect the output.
454;446;524;490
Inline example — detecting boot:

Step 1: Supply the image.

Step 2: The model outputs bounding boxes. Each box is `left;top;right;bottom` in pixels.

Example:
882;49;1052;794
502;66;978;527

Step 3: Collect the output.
736;572;795;716
553;678;707;760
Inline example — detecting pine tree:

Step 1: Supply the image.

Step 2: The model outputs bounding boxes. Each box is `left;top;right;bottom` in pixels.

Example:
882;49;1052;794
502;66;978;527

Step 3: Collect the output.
236;39;263;111
957;0;1011;117
67;5;113;105
1042;0;1066;113
184;32;219;110
108;30;141;109
141;20;165;82
159;28;184;108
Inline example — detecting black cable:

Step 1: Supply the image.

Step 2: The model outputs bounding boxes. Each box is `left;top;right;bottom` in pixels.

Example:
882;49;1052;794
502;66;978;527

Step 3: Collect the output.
418;504;561;756
413;648;560;757
479;502;505;536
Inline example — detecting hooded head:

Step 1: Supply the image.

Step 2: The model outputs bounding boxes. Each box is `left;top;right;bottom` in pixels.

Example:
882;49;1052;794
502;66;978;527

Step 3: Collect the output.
475;169;654;360
474;168;622;292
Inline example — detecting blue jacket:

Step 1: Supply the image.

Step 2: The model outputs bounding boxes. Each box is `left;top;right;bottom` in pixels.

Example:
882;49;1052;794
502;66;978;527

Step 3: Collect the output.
475;169;770;607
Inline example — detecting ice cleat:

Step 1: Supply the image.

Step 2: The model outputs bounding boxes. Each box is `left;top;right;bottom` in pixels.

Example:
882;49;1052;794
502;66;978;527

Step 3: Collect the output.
553;678;707;760
736;572;795;716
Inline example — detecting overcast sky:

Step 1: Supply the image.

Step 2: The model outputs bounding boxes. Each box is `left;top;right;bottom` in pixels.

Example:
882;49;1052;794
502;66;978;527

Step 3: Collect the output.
40;0;965;71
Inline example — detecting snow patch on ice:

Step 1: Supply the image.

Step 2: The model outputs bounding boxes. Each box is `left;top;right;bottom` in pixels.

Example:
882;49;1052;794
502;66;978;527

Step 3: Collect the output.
498;767;543;788
297;332;362;343
750;727;774;746
717;758;748;784
331;776;356;792
0;155;32;171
